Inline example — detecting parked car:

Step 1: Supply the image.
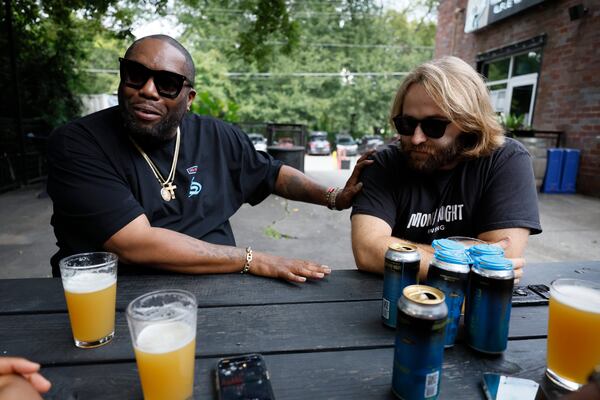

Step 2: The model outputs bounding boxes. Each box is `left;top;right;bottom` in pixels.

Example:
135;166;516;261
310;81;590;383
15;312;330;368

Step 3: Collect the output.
335;134;358;156
306;131;331;155
247;133;267;152
357;135;385;154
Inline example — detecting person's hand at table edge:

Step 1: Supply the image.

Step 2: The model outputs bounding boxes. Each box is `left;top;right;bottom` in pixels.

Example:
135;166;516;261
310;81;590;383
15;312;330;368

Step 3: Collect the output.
249;252;332;283
492;236;525;284
0;357;51;399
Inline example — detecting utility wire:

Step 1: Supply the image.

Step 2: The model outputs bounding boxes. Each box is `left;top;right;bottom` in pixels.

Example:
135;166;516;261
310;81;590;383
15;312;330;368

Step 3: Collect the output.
184;8;385;17
226;72;409;77
82;69;410;77
190;38;433;50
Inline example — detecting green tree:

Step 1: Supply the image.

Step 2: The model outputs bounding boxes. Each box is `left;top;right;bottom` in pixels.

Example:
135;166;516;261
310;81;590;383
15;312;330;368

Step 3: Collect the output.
176;0;436;138
0;0;165;127
1;0;437;136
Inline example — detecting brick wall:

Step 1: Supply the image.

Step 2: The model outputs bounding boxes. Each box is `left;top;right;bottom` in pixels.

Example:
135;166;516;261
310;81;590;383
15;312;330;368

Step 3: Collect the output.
435;0;600;196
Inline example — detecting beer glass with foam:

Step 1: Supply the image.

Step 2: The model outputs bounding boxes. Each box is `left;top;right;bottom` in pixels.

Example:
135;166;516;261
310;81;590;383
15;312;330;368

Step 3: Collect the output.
59;252;118;348
546;279;600;390
126;290;197;400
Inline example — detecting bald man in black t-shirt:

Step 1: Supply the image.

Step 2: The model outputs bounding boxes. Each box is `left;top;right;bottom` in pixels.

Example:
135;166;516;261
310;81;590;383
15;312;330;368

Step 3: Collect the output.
47;34;373;283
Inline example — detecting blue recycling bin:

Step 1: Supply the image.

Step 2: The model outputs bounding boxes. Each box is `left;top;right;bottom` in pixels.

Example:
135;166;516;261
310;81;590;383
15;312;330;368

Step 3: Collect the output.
542;148;564;193
559;149;580;193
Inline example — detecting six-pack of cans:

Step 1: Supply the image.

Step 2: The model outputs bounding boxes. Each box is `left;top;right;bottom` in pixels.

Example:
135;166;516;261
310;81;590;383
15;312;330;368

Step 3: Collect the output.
384;239;515;399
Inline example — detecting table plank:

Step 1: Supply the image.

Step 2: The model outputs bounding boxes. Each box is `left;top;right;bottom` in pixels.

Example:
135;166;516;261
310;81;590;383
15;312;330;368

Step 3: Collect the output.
519;260;600;286
1;261;598;314
0;270;384;314
2;261;599;315
41;338;568;400
0;301;550;366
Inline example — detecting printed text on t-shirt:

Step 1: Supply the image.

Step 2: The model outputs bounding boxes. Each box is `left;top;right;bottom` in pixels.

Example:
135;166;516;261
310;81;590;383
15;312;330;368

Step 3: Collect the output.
406;204;464;231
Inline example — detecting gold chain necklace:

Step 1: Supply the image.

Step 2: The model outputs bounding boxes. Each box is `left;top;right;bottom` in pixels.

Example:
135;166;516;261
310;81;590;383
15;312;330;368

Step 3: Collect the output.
129;127;181;202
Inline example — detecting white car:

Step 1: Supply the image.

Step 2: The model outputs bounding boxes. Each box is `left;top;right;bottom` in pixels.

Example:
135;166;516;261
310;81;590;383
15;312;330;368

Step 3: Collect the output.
335;135;358;156
248;133;267;152
307;132;331;155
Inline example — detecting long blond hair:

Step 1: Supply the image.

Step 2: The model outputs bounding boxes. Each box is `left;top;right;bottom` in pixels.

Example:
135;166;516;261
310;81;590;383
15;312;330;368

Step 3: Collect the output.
390;56;504;158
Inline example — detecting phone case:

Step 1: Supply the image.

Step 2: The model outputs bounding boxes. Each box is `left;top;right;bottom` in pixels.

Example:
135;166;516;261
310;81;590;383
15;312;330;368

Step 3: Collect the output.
215;354;275;400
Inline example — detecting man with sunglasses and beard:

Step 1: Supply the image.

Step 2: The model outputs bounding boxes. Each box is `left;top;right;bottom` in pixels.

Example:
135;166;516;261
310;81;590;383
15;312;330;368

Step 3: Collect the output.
47;35;373;283
351;57;541;281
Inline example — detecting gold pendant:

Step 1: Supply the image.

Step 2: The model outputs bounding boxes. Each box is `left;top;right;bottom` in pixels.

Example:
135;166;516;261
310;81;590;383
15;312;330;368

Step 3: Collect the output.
161;182;177;201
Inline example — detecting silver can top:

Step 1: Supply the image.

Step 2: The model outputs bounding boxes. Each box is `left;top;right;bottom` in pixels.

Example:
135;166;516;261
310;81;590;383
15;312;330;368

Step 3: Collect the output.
399;285;448;321
386;243;420;263
403;285;445;305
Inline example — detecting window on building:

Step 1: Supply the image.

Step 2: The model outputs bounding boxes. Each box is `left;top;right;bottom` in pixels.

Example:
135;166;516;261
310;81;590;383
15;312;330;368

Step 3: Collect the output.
513;51;541;76
483;58;510;81
481;50;541;126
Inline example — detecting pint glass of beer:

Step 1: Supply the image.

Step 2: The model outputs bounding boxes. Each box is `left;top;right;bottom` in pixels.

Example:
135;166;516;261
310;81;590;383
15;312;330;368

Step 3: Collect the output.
546;279;600;390
126;290;197;400
59;252;118;348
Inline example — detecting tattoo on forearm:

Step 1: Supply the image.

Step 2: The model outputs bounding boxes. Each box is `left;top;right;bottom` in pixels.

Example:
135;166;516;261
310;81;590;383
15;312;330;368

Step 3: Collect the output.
184;236;242;265
278;171;322;203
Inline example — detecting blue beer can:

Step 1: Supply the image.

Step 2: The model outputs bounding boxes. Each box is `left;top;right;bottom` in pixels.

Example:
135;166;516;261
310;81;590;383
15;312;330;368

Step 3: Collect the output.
464;255;514;354
431;238;466;253
426;249;470;347
382;243;420;328
392;285;448;400
467;243;504;264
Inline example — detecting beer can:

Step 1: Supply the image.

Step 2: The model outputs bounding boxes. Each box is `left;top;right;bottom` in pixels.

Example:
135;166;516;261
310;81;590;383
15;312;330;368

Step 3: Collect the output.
426;249;470;347
392;285;448;400
467;243;504;264
382;243;421;328
464;255;514;354
431;238;466;253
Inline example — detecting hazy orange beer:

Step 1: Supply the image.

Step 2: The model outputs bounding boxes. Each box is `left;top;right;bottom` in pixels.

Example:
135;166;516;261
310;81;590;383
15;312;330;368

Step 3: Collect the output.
546;279;600;390
59;252;118;348
127;290;197;400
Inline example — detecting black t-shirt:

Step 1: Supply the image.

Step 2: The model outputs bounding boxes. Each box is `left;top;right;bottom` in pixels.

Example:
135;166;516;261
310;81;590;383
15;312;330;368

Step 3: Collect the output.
351;138;542;244
47;107;282;276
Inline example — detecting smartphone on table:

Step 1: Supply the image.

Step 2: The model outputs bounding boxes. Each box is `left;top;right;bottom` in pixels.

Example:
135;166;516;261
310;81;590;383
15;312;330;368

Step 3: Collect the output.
215;353;275;400
482;373;546;400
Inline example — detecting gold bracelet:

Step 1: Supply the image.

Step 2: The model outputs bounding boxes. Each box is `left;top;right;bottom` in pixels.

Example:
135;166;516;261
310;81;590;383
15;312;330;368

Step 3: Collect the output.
325;187;335;209
240;246;252;274
329;188;341;210
326;187;340;210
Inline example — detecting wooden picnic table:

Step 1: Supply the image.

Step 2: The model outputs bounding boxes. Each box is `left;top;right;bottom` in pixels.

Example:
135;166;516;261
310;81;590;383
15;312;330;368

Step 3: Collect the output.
1;260;599;399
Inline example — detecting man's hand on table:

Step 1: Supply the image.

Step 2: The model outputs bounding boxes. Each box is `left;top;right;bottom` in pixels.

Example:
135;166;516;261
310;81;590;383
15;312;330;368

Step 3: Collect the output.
493;237;525;284
0;357;51;400
250;252;332;283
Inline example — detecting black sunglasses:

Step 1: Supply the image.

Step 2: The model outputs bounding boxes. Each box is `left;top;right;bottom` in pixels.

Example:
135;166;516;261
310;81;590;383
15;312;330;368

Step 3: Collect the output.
119;58;193;99
393;115;452;139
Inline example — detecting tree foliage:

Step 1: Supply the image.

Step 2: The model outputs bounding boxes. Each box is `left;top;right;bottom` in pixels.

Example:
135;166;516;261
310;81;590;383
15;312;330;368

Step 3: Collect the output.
237;0;300;70
0;0;167;128
177;0;436;138
1;0;437;140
